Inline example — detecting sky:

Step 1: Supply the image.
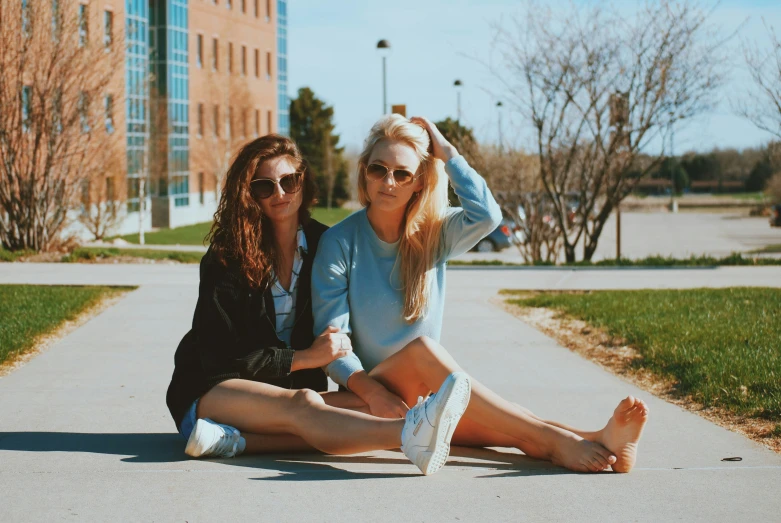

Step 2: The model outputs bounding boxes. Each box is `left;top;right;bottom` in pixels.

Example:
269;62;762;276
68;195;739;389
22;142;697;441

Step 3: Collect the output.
286;0;781;156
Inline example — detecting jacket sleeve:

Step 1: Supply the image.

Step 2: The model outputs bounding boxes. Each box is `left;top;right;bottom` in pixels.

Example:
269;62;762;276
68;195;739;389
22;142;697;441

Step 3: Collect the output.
311;231;366;388
192;264;295;383
440;155;503;261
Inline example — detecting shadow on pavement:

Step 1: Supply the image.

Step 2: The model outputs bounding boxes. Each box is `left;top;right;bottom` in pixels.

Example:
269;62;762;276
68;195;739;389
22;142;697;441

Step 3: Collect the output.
0;433;576;479
0;432;187;463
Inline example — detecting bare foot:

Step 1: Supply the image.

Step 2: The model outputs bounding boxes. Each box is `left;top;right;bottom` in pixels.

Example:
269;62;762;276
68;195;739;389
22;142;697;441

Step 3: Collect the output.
550;433;616;473
599;396;649;473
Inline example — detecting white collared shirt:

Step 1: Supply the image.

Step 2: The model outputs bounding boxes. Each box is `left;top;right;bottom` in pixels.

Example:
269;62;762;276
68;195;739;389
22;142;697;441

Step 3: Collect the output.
271;226;307;348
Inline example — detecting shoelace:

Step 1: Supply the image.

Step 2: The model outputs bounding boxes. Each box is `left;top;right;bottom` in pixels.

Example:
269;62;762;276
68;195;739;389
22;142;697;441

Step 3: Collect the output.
212;426;239;457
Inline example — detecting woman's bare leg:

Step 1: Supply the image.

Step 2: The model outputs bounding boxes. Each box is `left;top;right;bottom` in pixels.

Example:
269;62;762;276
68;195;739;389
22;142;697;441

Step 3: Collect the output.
197;379;402;455
369;337;647;473
231;392;372;454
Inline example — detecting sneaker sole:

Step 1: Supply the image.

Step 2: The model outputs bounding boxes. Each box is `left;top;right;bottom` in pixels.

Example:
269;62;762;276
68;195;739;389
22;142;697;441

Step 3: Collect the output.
416;372;472;476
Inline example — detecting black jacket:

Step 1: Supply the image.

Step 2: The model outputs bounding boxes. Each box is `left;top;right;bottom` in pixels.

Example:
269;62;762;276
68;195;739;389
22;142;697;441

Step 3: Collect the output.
166;218;329;429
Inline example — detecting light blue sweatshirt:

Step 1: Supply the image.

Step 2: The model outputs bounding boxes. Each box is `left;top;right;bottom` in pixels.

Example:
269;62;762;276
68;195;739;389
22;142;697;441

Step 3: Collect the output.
312;156;502;387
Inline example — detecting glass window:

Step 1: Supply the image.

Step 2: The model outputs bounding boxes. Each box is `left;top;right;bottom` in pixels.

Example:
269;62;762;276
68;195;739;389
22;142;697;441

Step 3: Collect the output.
212;38;218;70
255;109;259;136
241;0;246;13
78;4;89;47
266;0;271;21
267;110;272;134
228;42;233;74
213;105;219;137
241;46;246;75
226;0;231;9
254;49;259;77
22;85;32;132
196;34;203;67
199;172;205;204
254;0;258;18
105;94;115;134
241;108;247;137
197;103;203;137
104;10;113;47
266;52;271;80
79;91;90;133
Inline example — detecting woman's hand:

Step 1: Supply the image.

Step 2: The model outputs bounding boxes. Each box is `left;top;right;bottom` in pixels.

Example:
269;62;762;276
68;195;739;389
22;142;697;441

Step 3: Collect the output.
410;116;459;163
291;326;352;371
365;387;410;419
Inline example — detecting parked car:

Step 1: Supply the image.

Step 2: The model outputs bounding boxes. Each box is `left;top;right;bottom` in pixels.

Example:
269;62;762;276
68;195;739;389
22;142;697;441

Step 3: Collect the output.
473;219;513;252
771;204;781;227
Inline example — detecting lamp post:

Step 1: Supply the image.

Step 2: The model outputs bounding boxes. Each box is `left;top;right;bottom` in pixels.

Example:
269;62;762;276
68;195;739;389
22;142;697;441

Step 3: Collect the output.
453;79;462;123
496;101;504;153
377;40;391;114
668;110;676;212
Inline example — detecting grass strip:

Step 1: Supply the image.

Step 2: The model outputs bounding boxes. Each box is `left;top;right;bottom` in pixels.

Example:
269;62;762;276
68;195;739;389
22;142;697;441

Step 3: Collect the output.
112;207;354;245
449;253;781;267
62;247;204;264
503;288;781;428
750;244;781;255
0;249;36;262
0;285;131;367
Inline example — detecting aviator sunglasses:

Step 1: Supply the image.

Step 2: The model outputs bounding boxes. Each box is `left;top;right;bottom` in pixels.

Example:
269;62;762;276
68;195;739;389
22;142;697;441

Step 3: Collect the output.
250;171;303;199
365;163;419;187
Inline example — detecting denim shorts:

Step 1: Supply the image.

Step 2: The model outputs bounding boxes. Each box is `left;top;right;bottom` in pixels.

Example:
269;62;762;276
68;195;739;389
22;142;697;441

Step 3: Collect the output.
179;399;199;440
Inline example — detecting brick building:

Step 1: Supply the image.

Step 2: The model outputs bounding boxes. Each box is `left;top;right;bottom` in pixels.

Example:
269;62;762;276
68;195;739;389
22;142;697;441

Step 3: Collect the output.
97;0;289;235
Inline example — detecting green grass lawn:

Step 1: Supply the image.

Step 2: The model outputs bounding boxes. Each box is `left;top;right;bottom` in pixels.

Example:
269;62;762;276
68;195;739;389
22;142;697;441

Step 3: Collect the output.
62;247;204;264
449;253;781;267
750;244;781;254
504;288;781;426
0;285;132;367
114;207;354;245
0;249;35;262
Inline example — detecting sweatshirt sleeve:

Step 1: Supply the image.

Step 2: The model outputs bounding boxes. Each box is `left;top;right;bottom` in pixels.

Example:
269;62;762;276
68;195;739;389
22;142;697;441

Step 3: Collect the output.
440;155;503;261
311;231;366;388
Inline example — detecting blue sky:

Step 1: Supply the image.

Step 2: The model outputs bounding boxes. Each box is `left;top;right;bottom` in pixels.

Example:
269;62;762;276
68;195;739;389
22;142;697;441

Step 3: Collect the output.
286;1;781;155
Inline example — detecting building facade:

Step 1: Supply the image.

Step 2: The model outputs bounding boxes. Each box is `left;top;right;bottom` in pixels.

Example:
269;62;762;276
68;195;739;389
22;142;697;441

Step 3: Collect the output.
106;0;285;235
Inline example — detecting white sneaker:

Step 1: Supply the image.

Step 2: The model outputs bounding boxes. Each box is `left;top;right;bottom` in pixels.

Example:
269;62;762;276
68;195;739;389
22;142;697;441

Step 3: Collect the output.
184;418;246;459
401;371;472;475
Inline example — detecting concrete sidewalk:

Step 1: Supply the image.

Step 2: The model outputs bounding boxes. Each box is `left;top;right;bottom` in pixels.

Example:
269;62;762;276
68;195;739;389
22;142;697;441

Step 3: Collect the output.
1;264;780;521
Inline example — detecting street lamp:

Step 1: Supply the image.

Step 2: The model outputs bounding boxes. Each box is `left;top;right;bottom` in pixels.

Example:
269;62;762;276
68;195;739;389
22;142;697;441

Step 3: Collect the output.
453;79;462;122
668;110;676;212
377;39;391;115
496;101;503;152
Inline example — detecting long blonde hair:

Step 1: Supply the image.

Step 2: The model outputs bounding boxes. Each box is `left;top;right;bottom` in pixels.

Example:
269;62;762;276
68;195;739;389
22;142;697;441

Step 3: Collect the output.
357;115;449;323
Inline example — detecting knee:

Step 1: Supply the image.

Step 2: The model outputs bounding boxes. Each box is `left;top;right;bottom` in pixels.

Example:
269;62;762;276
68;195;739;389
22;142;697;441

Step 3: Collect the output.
412;336;447;358
292;388;325;411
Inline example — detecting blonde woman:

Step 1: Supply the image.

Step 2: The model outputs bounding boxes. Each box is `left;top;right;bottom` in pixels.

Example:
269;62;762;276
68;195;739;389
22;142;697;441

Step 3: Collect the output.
312;115;649;473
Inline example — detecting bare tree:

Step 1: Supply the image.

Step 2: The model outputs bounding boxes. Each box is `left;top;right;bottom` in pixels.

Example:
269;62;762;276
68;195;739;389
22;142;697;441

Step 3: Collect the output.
738;22;781;142
489;1;726;261
191;67;253;200
78;142;124;240
481;145;562;263
0;0;122;251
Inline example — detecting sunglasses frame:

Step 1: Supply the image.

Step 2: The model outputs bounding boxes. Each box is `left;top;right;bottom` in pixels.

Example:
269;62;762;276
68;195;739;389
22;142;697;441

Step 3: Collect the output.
250;171;304;200
365;163;420;187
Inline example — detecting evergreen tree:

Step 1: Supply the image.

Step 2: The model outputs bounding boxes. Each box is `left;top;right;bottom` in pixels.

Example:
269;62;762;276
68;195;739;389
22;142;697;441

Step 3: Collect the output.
289;87;348;208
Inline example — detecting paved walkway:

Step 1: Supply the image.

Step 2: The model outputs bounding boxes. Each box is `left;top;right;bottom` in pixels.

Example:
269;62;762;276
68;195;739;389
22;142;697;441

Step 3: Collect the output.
1;264;780;521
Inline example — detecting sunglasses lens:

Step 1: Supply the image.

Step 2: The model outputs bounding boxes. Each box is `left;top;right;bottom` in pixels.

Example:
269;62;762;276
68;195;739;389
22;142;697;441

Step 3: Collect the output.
250;180;274;199
393;170;414;185
366;163;387;180
280;172;302;194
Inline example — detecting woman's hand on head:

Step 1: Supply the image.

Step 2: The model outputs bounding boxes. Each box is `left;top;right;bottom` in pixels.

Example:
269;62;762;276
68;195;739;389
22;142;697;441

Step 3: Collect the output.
291;326;352;371
410;116;459;163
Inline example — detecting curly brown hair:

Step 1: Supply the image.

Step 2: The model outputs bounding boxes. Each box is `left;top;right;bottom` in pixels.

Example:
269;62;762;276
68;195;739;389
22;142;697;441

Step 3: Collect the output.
206;134;318;289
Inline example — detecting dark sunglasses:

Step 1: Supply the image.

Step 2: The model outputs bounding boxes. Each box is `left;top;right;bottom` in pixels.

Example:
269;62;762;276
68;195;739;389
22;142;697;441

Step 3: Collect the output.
250;172;303;199
365;163;418;187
